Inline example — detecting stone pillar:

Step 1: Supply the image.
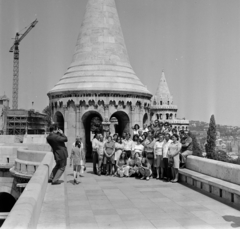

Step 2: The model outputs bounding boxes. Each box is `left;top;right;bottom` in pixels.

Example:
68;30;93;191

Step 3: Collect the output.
63;105;68;136
76;105;80;137
139;106;145;127
104;105;109;120
130;106;136;129
102;118;111;139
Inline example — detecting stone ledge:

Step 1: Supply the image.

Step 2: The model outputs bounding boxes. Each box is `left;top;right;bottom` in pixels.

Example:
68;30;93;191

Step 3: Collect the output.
179;168;240;204
2;152;54;229
186;156;240;185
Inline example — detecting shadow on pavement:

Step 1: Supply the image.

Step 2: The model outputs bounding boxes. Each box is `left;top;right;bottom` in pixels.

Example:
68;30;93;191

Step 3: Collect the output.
223;215;240;228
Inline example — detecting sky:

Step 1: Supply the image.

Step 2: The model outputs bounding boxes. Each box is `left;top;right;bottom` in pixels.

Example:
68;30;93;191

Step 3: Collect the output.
1;0;240;126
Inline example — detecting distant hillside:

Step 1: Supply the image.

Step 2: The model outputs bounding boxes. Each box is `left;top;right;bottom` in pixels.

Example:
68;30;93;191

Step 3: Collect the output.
189;120;240;139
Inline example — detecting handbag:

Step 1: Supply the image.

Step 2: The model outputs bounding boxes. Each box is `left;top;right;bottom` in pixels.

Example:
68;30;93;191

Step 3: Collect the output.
168;156;174;167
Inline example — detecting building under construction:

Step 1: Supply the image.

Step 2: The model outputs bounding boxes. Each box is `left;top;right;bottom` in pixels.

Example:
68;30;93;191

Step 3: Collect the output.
4;109;47;135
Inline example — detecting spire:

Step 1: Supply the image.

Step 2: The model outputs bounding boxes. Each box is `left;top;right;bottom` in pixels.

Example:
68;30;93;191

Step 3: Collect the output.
156;71;171;97
49;0;152;98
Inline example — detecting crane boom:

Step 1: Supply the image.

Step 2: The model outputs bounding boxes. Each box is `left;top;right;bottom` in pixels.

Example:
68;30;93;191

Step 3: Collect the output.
9;19;38;109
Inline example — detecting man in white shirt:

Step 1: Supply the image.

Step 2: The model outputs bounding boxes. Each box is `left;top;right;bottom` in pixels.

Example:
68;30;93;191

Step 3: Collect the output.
162;133;172;181
123;133;133;159
92;133;99;175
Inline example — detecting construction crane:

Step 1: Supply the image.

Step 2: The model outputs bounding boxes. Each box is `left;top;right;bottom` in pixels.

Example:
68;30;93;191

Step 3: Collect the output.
9;19;38;109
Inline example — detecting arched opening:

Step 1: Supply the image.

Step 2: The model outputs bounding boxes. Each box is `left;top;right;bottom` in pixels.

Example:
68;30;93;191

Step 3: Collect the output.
143;113;148;127
110;111;130;136
54;111;64;132
0;192;16;226
166;113;169;120
82;111;103;161
170;113;173;119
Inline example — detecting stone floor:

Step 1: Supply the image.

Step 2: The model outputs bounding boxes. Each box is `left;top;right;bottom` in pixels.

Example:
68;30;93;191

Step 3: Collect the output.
38;163;240;229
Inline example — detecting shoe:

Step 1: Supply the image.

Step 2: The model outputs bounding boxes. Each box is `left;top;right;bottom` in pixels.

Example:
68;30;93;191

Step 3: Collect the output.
146;177;150;181
140;177;145;180
48;179;53;183
156;176;159;180
180;164;186;169
171;179;178;183
52;180;61;185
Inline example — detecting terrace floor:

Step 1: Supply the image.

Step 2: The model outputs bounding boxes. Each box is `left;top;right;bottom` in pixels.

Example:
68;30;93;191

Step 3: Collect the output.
37;163;240;229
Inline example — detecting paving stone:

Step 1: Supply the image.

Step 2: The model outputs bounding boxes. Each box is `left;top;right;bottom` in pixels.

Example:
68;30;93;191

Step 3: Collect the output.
37;163;240;229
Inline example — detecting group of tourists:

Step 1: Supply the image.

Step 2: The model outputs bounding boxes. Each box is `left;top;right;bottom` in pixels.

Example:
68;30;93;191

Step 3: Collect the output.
91;120;193;182
46;120;193;185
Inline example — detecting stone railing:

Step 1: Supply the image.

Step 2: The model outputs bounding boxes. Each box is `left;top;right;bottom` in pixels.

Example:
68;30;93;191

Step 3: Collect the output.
2;151;54;229
186;156;240;185
179;156;240;204
10;149;51;179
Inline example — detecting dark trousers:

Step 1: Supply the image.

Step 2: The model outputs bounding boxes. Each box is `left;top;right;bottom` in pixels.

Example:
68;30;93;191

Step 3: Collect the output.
163;158;172;180
92;151;98;174
125;150;132;159
50;159;67;182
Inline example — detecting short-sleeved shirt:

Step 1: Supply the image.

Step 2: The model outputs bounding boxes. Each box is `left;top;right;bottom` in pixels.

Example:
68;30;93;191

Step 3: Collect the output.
163;139;172;158
92;138;99;151
181;136;193;152
154;141;164;156
123;139;134;151
97;141;105;156
133;144;144;156
105;141;115;156
168;142;182;157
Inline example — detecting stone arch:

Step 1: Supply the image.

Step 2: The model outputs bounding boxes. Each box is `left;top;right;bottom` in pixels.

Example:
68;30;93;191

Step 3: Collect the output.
110;111;130;136
54;111;64;132
143;113;148;127
0;192;16;214
82;110;103;161
0;186;18;201
166;113;169;120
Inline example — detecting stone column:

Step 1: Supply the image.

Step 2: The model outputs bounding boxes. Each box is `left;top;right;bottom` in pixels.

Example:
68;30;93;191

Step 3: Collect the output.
102;118;111;139
104;105;109;120
76;105;80;137
130;106;136;135
63;105;68;136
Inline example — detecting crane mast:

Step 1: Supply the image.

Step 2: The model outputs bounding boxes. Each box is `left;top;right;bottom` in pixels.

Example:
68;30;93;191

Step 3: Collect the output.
9;19;38;109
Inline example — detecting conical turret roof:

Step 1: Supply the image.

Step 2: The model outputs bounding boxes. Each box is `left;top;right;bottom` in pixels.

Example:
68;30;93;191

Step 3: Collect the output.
156;71;171;97
48;0;152;98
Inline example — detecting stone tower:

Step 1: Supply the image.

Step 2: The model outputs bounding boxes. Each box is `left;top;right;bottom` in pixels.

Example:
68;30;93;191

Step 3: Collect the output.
150;71;189;131
48;0;152;154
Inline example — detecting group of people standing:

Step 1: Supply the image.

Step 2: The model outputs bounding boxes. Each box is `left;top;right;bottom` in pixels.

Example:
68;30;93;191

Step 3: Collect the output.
91;120;193;182
46;120;193;185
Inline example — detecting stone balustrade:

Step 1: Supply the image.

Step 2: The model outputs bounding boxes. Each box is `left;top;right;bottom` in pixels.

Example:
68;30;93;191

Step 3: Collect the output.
179;156;240;204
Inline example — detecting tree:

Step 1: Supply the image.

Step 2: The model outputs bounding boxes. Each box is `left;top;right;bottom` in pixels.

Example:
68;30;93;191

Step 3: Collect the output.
42;105;52;128
188;131;202;157
206;114;217;159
